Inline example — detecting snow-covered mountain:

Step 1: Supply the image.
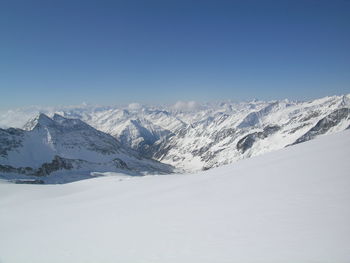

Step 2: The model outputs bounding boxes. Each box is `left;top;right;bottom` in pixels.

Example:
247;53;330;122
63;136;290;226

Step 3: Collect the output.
1;129;349;262
0;113;173;183
0;94;349;177
154;95;350;170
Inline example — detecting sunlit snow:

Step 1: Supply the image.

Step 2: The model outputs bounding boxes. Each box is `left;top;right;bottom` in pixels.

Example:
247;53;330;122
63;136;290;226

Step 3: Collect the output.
0;130;349;262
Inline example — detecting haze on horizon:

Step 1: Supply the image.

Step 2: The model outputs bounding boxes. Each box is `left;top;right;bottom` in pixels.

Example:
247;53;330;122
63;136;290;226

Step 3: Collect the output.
1;0;349;110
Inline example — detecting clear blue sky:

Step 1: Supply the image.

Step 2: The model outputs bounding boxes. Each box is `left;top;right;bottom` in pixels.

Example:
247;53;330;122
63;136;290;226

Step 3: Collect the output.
1;0;349;109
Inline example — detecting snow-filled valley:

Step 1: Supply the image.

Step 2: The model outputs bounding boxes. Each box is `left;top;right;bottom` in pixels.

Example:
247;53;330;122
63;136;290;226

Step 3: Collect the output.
0;129;349;263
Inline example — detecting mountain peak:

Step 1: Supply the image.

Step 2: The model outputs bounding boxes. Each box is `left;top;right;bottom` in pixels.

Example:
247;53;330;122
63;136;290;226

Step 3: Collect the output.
37;113;52;122
23;113;54;130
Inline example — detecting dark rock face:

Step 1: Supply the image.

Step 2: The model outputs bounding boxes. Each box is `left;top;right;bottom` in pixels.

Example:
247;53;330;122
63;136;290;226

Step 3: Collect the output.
35;156;74;176
287;123;310;134
0;164;33;174
14;179;45;184
151;143;173;160
237;134;260;153
0;156;75;176
263;125;280;135
0;164;23;174
299;111;320;122
112;158;128;169
0;155;132;177
237;125;280;153
293;108;350;145
0;128;24;157
211;128;236;141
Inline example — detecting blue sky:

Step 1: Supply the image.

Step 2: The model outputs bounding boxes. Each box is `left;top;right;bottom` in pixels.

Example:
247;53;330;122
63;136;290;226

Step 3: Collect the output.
0;0;349;109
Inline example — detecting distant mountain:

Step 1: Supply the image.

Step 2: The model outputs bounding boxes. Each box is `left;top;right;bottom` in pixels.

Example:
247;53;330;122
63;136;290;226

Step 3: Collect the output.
0;114;173;183
153;95;350;170
0;94;349;178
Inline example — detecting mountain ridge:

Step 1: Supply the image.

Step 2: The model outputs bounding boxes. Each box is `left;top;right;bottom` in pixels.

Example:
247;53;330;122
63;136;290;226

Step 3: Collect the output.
0;94;349;182
0;114;174;183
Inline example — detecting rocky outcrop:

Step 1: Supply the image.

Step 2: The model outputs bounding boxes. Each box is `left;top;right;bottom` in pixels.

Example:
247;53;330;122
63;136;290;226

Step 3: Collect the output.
0;155;131;177
35;156;74;176
237;125;280;153
293;108;350;145
0;164;34;175
0;128;24;157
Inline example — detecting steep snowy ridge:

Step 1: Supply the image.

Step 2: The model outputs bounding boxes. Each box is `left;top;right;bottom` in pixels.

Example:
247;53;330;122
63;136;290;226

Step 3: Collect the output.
0;94;349;179
292;108;350;145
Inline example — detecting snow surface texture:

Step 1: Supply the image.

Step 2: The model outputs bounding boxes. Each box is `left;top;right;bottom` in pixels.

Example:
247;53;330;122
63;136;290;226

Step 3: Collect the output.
1;95;350;172
0;130;349;263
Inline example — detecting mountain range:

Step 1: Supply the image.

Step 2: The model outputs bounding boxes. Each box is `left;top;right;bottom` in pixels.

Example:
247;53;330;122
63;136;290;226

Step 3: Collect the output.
0;94;349;183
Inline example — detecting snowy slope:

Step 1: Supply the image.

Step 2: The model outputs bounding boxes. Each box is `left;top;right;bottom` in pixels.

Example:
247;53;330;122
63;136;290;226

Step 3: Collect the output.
0;130;349;263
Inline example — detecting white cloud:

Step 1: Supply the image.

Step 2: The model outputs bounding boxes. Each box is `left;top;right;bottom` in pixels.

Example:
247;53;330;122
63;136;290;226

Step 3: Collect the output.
128;103;142;111
172;101;200;111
